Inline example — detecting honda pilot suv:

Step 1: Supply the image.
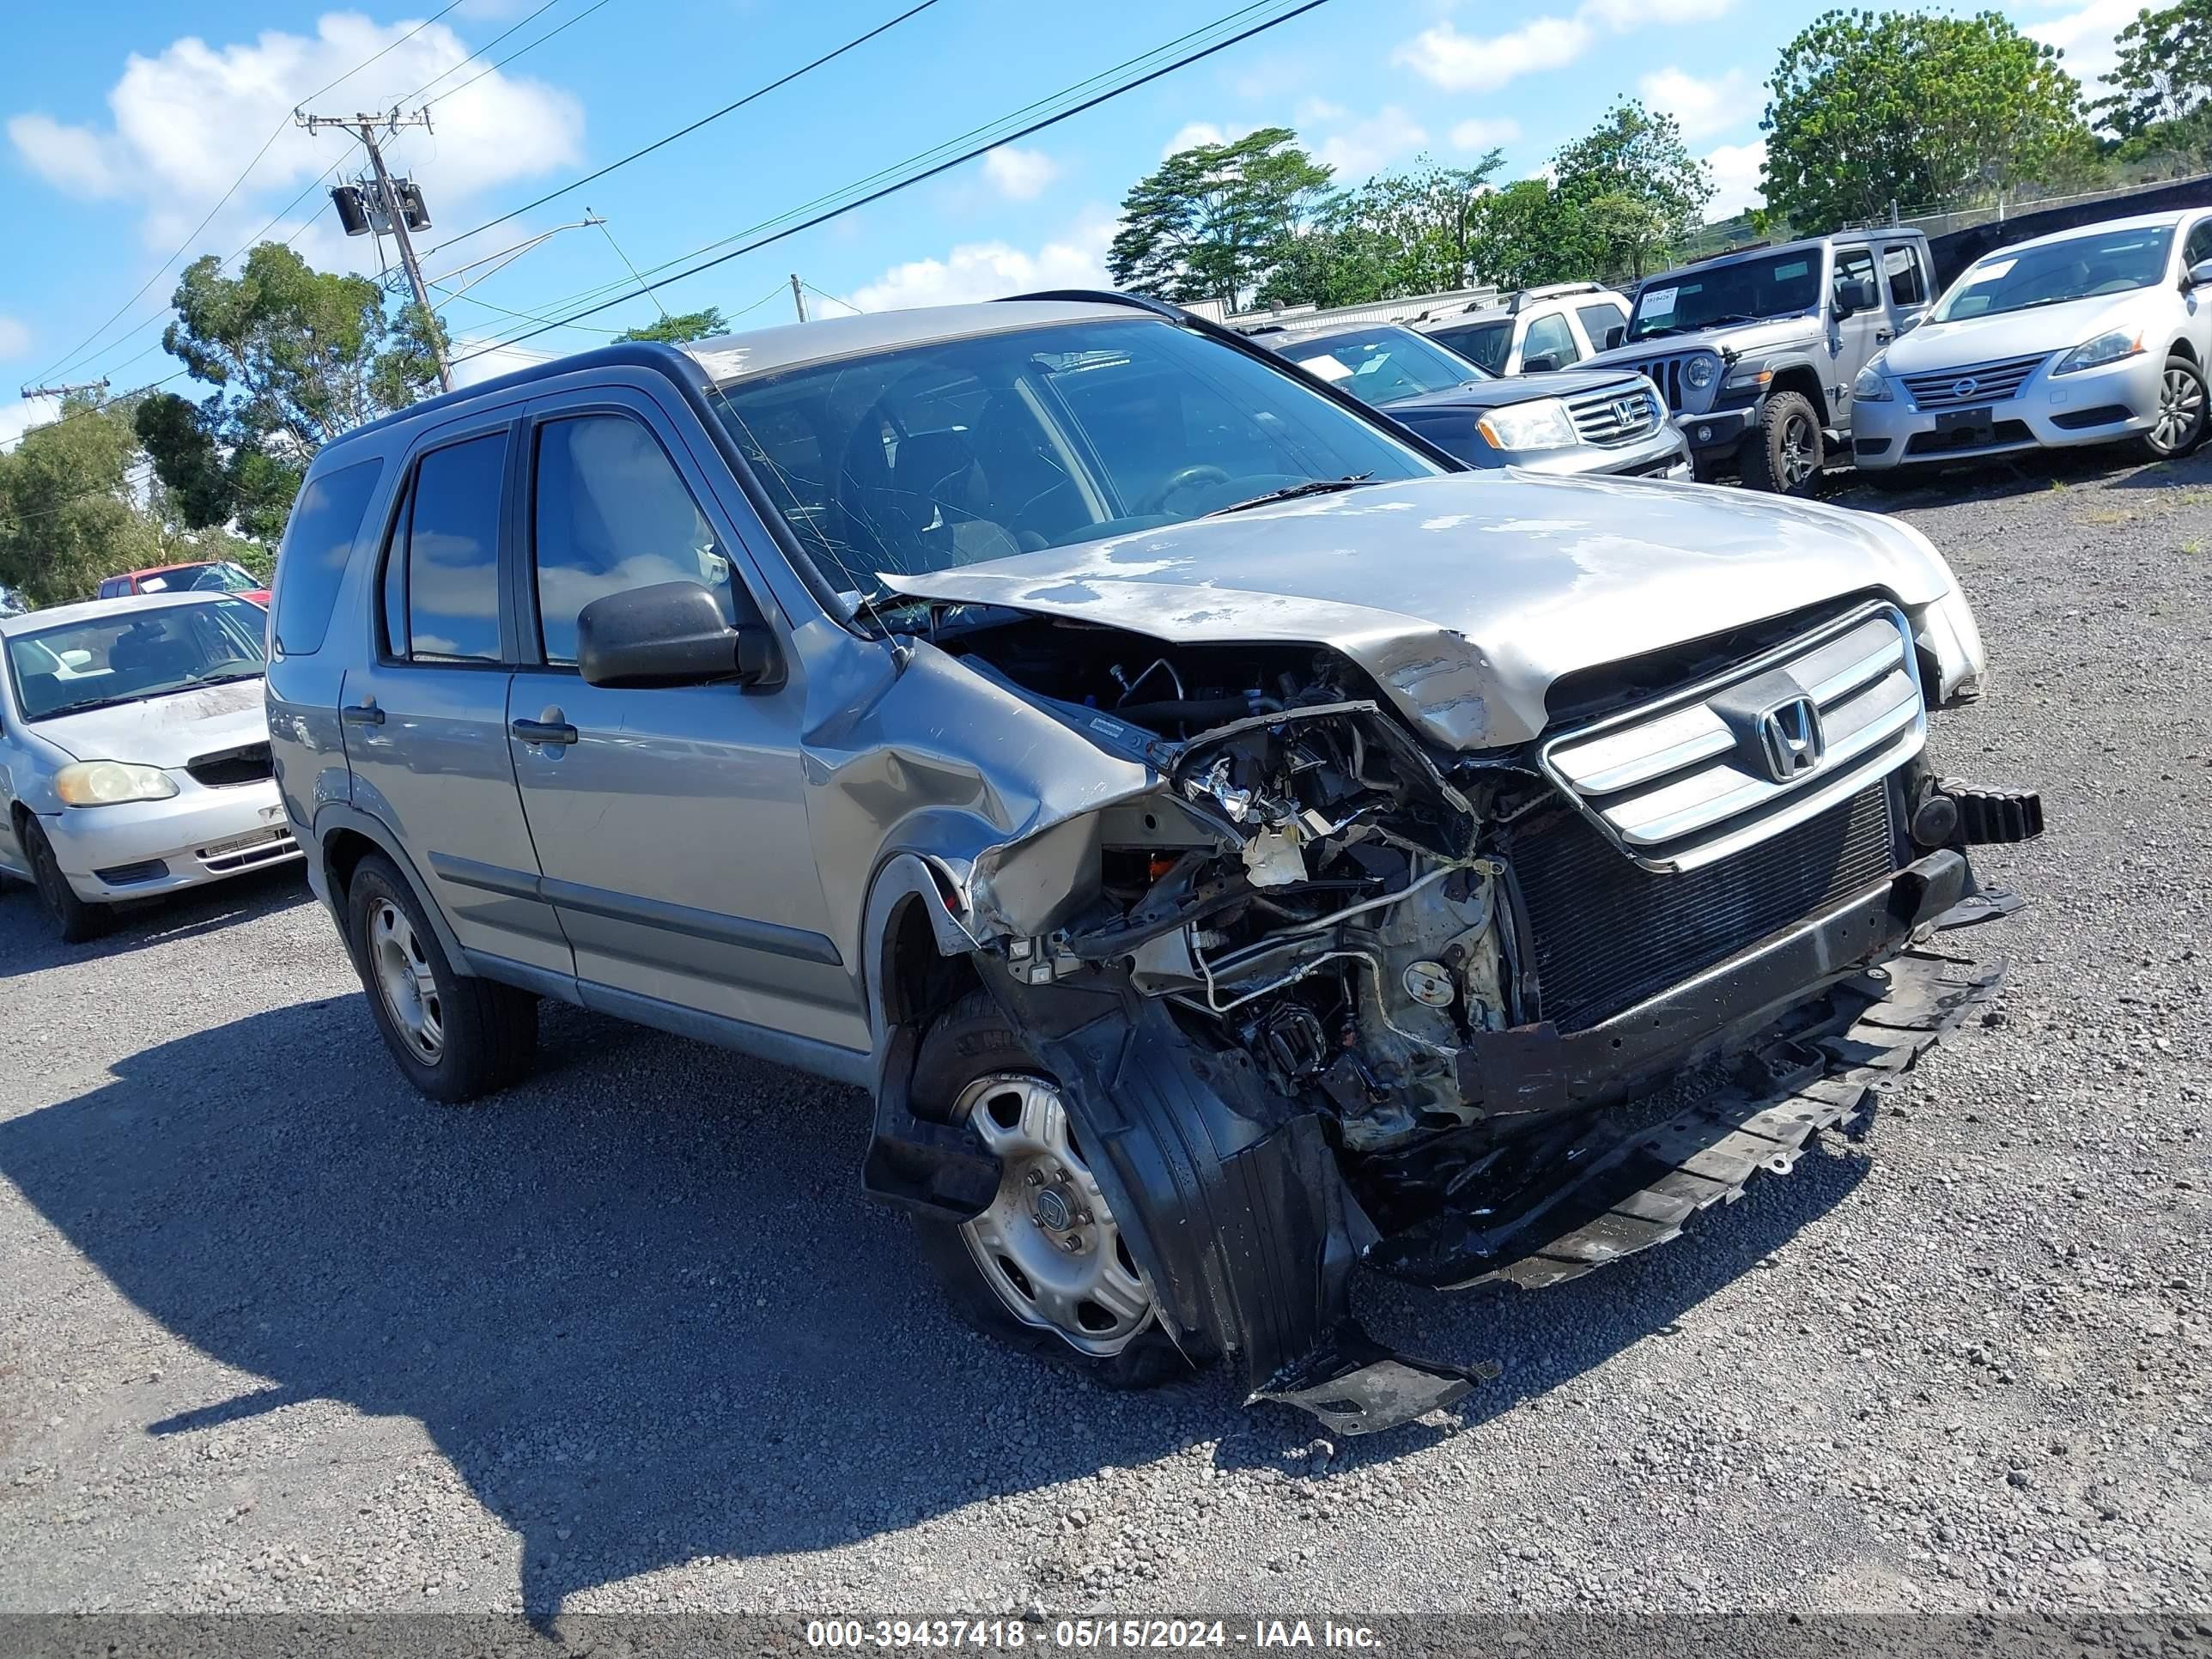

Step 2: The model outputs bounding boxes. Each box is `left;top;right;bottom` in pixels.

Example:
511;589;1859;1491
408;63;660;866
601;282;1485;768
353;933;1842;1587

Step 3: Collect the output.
266;292;2040;1433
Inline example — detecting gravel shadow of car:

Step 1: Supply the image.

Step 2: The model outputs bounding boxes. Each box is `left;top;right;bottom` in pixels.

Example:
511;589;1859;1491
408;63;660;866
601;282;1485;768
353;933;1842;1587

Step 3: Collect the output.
1828;441;2212;511
0;861;313;981
0;989;1866;1610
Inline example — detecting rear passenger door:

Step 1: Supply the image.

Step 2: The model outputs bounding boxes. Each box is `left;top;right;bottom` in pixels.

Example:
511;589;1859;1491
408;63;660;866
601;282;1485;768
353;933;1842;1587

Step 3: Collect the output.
504;386;861;1055
340;415;574;979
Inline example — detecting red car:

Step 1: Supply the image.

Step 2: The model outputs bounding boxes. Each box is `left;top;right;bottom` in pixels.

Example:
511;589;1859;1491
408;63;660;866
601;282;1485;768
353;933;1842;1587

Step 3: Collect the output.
96;560;269;605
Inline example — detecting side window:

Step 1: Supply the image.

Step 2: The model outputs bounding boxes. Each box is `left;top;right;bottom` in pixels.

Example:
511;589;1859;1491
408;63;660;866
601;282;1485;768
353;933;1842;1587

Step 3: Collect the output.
1834;246;1879;303
1576;302;1627;351
1522;311;1580;367
1881;245;1928;307
270;457;384;656
2185;219;2212;270
396;432;507;664
531;415;729;665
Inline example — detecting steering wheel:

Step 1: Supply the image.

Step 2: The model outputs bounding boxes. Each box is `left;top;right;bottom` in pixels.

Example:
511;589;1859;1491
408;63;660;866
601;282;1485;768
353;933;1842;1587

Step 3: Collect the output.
1137;464;1231;514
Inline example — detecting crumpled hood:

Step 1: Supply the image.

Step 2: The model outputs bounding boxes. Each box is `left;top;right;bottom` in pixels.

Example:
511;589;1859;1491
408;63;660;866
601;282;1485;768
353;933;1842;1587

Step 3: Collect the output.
1881;295;2126;375
32;678;269;769
880;471;1957;750
1387;364;1650;414
1583;315;1822;370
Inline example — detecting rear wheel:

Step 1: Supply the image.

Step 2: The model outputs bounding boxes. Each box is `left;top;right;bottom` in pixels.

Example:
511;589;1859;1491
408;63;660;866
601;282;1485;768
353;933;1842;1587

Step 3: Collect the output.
909;991;1196;1388
1741;391;1825;494
2144;355;2208;459
20;817;105;944
345;854;537;1103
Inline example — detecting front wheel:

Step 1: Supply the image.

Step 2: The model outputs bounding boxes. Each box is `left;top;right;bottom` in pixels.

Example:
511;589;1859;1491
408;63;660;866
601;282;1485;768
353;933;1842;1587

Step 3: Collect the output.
2143;355;2208;459
20;817;106;944
345;853;538;1103
909;991;1198;1389
1741;391;1826;494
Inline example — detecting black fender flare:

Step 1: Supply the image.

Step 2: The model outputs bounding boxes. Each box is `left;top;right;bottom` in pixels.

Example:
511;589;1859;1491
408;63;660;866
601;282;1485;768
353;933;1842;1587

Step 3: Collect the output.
1754;354;1834;425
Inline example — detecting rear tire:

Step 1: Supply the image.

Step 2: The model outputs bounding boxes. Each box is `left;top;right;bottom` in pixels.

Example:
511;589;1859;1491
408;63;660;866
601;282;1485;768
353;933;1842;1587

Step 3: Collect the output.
909;990;1200;1389
21;817;106;944
1741;391;1826;495
345;854;537;1103
2143;355;2208;459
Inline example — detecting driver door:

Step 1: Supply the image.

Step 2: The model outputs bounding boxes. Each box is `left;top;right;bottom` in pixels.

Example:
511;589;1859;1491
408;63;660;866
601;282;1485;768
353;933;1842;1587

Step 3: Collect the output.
1829;244;1886;428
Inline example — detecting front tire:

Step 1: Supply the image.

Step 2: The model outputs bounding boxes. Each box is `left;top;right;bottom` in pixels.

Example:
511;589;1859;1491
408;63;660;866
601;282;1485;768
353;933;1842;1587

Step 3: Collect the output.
2143;355;2208;459
20;817;106;944
1741;390;1826;495
909;990;1197;1389
345;854;537;1103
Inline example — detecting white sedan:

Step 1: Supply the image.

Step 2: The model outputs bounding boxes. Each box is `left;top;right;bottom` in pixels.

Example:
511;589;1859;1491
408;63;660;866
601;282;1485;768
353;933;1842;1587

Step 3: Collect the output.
0;592;301;940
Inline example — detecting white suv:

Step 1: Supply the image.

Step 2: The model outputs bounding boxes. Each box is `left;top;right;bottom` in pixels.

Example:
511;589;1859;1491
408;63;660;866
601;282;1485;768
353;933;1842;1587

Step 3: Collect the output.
1419;283;1632;377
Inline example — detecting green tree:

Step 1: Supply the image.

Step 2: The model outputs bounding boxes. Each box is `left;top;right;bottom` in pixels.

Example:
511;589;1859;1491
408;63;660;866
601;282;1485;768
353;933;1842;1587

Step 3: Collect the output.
1464;179;1584;289
1552;100;1713;273
1763;9;2091;232
1258;152;1505;308
135;242;449;543
1108;127;1333;310
2094;0;2212;135
0;396;162;605
616;307;730;344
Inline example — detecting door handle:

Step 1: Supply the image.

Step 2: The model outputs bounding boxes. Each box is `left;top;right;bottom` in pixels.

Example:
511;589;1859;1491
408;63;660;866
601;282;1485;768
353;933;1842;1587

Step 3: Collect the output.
510;717;579;747
1875;329;1893;342
342;703;385;727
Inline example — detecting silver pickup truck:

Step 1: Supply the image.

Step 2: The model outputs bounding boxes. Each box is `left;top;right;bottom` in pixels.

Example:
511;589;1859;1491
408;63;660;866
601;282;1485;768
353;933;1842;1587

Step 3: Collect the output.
264;291;2041;1433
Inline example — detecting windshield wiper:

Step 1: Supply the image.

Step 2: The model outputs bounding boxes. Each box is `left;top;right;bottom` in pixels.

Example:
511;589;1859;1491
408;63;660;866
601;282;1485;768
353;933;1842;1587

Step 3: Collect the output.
1206;474;1376;517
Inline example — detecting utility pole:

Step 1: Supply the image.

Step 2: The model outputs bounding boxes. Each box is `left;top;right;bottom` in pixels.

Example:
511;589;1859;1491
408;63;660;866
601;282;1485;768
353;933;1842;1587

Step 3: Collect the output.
790;274;808;323
18;378;108;403
297;106;453;392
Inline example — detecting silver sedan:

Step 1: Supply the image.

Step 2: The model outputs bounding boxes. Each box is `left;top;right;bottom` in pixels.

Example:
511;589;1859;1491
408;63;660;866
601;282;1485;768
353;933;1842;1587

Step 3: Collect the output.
0;592;301;940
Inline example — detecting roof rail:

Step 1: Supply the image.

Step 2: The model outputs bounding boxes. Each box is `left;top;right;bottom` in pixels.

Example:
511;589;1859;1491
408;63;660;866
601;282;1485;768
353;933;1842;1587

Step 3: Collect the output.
1686;240;1772;264
1507;280;1607;313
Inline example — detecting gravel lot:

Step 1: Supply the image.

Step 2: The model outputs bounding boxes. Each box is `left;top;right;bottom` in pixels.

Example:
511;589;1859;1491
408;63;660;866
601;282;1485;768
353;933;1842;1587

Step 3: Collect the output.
1;445;2208;1624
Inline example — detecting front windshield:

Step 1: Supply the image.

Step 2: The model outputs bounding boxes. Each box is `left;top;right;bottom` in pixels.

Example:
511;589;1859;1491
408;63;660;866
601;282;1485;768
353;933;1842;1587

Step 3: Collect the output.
1933;224;2176;322
1424;319;1511;374
185;562;259;593
709;315;1439;614
1276;326;1490;404
1628;251;1824;341
5;598;268;721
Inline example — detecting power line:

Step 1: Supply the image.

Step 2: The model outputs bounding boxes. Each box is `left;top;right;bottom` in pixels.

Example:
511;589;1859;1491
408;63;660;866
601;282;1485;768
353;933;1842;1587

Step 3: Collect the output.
390;0;569;108
422;0;945;261
448;0;1297;356
453;0;1331;363
419;0;622;112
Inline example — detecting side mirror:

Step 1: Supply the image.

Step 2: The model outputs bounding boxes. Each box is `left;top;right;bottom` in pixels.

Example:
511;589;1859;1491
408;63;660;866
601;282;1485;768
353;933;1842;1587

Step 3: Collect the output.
575;580;781;690
1522;351;1563;374
2187;258;2212;290
1833;276;1881;317
1603;325;1626;350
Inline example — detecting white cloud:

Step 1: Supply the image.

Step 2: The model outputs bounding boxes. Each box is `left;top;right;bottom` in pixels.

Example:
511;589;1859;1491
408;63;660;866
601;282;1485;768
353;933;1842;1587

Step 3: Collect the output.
1161;121;1252;157
1395;15;1594;94
1449;116;1522;153
1296;97;1349;125
2021;0;2136;83
850;213;1115;313
1703;138;1768;220
981;145;1060;201
9;12;584;262
1396;0;1737;94
1640;66;1756;140
0;395;60;452
1315;106;1428;180
0;316;30;361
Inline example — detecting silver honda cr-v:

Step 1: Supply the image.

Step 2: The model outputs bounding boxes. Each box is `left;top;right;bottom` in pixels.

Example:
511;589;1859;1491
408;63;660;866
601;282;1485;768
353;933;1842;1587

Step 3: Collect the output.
265;292;2043;1433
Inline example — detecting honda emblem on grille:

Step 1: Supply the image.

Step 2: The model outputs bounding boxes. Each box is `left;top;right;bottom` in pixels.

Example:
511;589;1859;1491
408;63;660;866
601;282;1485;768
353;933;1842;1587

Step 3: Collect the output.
1612;395;1644;427
1757;696;1826;782
1950;376;1980;399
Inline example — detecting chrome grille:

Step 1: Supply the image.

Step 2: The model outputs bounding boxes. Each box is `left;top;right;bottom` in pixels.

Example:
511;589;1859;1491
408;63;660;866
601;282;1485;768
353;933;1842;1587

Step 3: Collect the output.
1538;602;1926;873
1566;384;1662;447
1899;354;2046;410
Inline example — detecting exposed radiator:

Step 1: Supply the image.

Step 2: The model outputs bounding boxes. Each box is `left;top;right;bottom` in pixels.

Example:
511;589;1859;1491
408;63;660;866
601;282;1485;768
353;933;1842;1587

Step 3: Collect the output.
1509;780;1902;1034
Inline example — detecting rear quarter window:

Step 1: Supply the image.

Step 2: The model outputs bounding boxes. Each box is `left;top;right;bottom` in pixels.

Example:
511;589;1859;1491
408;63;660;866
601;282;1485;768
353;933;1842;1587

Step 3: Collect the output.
270;458;386;656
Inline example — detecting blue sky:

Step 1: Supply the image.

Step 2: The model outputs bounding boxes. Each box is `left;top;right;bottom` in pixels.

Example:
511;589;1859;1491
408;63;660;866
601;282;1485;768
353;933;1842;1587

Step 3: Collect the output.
0;0;2132;443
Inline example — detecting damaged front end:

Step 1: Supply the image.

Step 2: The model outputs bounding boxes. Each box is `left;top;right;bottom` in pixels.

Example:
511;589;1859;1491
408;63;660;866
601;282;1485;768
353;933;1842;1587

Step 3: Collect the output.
864;605;2040;1435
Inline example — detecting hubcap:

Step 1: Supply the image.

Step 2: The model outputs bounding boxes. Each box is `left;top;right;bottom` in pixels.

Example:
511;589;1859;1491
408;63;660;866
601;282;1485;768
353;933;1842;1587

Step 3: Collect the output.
2152;367;2205;453
954;1073;1157;1356
369;899;444;1062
